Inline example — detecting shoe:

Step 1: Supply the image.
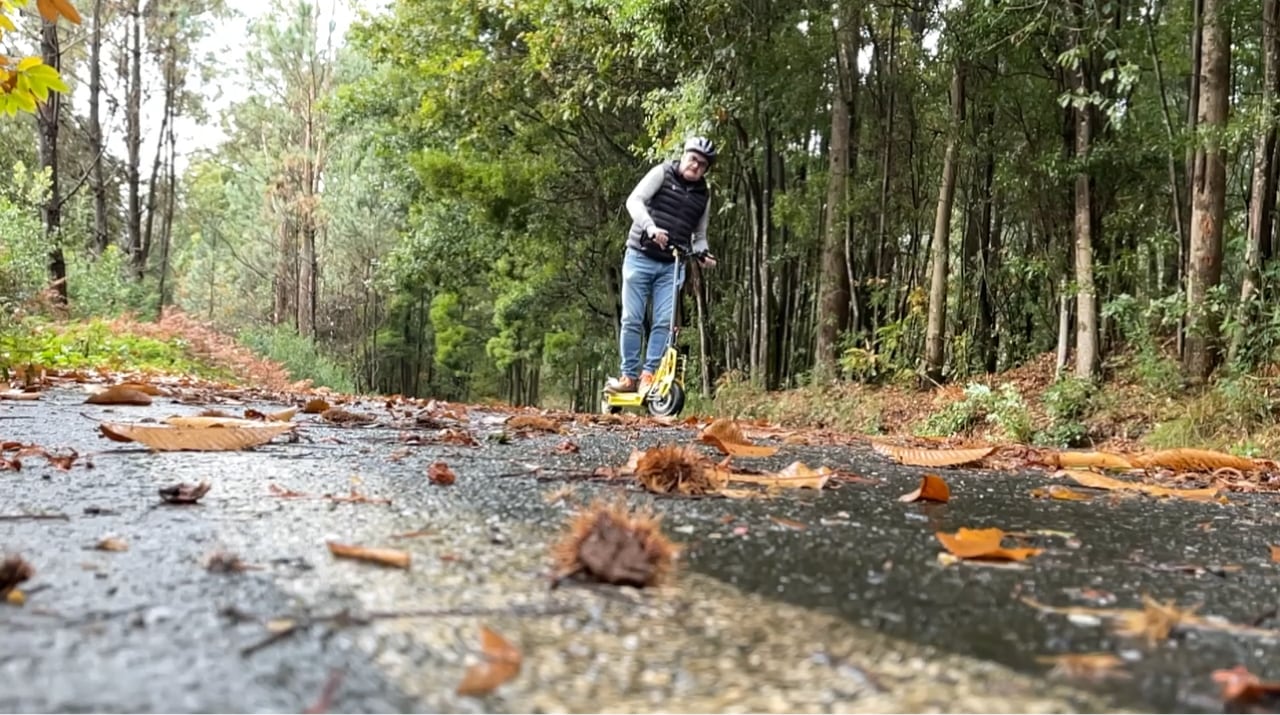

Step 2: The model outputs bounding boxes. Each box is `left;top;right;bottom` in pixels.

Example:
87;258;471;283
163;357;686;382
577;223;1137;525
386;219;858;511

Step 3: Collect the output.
604;375;637;394
638;371;655;394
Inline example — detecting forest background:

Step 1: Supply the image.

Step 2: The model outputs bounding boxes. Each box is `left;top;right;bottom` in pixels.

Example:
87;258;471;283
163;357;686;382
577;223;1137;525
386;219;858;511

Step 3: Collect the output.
2;0;1280;454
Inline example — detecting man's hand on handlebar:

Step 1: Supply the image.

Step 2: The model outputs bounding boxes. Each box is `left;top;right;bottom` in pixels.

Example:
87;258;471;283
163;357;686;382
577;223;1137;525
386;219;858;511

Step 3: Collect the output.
696;251;717;269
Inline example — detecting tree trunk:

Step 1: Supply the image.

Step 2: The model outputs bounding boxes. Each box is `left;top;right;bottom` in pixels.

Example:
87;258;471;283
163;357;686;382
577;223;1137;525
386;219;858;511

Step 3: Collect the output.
143;63;174;279
924;63;964;384
1231;0;1280;363
157;72;178;316
1073;42;1099;380
88;0;108;256
1179;0;1205;357
1183;0;1230;382
814;5;859;381
126;0;143;275
37;18;66;305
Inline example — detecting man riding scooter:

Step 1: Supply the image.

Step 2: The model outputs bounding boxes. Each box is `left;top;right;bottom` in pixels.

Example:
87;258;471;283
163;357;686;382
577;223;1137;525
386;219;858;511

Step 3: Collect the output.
605;136;720;396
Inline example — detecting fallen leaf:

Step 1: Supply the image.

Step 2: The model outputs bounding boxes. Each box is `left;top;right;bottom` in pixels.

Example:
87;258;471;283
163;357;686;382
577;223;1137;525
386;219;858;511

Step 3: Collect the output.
0;555;34;598
898;473;951;503
325;488;391;505
550;499;676;588
1131;448;1257;473
302;398;331;414
326;541;411;569
322;408;377;425
769;516;807;530
163;415;264;428
439;428;479;446
246;407;299;422
269;483;309;498
428;461;457;486
5;589;25;605
1044;451;1135;471
1029;484;1094;501
506;415;559;432
1057;469;1219;500
96;536;129;552
728;461;831;490
935;527;1043;561
1035;652;1129;680
1213;665;1280;708
1021;595;1280;645
872;442;994;468
159;481;212;504
554;439;579;454
456;625;522;697
86;384;153;406
390;528;433;539
204;551;259;572
99;422;294;451
698;418;779;457
1271;545;1280;563
0;390;41;401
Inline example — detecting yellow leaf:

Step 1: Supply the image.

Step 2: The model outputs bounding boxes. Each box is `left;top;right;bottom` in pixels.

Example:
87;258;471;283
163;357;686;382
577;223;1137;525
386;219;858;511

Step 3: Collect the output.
12;88;35;112
1046;451;1135;470
5;588;25;606
1130;448;1257;473
325;541;411;569
1057;469;1219;500
16;56;41;72
0;14;15;31
898;473;951;503
935;527;1043;561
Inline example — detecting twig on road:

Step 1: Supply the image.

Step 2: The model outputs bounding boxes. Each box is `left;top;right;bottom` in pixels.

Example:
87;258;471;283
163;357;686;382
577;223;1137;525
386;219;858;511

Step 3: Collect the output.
0;512;70;521
239;601;577;657
303;669;345;714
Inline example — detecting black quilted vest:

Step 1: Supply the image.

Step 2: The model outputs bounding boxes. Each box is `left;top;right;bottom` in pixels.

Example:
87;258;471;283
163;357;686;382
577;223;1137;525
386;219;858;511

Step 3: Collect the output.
627;161;709;262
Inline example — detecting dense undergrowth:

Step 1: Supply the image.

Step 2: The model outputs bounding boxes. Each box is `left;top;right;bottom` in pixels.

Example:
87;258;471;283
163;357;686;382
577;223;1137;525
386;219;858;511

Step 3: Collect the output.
4;310;1279;458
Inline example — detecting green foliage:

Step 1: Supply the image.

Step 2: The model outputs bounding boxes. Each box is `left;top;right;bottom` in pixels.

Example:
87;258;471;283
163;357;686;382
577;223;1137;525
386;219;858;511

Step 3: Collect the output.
0;318;226;379
1101;292;1185;395
1034;376;1096;447
0;162;50;308
66;246;151;319
919;382;1032;443
237;325;355;393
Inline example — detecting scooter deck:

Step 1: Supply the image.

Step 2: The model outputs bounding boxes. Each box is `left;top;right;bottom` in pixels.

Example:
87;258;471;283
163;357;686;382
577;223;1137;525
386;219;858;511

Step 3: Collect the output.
602;389;649;408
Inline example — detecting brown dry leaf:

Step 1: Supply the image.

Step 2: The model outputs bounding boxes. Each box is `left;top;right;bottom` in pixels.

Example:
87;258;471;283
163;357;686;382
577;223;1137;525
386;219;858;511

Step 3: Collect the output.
326;541;411;569
898;473;951;503
99;422;293;451
95;536;129;552
322;408;377;425
1213;665;1280;708
728;461;832;490
1022;595;1280;645
456;625;522;697
1035;653;1129;681
634;445;727;496
871;442;995;468
269;483;309;498
1057;469;1219;500
1272;545;1280;563
554;439;580;454
551;498;677;588
1;555;35;598
391;528;433;539
1131;448;1258;473
0;390;41;401
204;551;260;573
326;488;392;505
698;418;779;457
245;407;298;422
440;428;480;447
506;415;560;432
85;384;153;406
303;398;331;414
1044;451;1135;471
159;481;212;504
428;461;457;486
164;415;270;428
1029;485;1094;501
769;516;808;530
935;527;1043;562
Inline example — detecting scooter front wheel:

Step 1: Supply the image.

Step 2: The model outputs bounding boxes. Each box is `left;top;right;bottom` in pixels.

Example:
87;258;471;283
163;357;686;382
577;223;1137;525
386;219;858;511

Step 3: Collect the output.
601;399;622;415
646;382;685;417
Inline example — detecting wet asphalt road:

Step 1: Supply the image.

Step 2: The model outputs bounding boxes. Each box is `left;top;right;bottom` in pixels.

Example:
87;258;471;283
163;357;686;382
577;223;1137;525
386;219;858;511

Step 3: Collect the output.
2;387;1278;713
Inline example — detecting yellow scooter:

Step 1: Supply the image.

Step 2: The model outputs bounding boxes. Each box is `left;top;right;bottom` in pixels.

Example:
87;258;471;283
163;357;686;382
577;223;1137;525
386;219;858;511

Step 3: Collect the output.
601;248;701;418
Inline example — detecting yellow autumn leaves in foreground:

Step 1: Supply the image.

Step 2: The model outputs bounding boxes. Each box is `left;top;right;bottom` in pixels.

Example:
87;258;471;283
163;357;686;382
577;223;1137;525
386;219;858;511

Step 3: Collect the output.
0;0;78;116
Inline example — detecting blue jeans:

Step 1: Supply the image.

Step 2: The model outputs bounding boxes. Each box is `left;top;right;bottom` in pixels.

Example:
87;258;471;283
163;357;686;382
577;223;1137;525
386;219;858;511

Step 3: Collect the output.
620;247;685;378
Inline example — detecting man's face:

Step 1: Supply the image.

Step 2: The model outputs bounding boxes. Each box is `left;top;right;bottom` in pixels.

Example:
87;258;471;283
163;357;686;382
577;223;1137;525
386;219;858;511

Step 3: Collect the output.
679;151;710;181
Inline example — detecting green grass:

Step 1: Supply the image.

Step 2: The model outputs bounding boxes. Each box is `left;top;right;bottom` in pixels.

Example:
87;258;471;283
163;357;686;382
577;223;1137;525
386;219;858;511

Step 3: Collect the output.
0;318;231;380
